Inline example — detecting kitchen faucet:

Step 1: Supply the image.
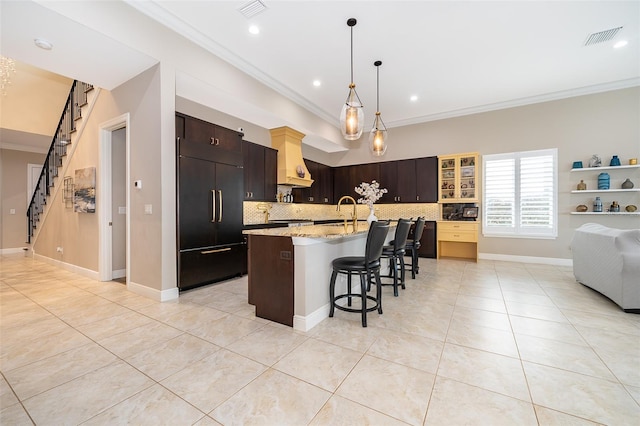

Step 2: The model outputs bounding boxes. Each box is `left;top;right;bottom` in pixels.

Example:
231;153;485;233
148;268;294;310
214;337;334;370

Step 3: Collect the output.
337;195;358;233
256;202;272;223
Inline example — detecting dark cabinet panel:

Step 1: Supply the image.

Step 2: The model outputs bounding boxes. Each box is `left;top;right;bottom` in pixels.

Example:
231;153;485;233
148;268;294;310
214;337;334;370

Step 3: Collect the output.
264;147;278;202
242;141;278;202
379;162;397;203
333;165;356;200
178;113;243;165
178;156;218;249
248;235;294;326
318;162;334;204
179;244;246;291
396;159;417;202
416;156;438;202
292;159;334;204
215;163;244;245
418;221;437;258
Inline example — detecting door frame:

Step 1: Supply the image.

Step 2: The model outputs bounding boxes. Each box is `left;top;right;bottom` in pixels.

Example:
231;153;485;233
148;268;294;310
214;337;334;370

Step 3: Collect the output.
98;113;130;282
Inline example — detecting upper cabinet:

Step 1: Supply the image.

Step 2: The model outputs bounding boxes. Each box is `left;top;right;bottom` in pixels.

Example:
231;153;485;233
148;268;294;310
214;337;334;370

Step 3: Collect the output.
293;159;334;204
243;140;277;202
438;152;479;203
416;156;438;203
176;113;243;165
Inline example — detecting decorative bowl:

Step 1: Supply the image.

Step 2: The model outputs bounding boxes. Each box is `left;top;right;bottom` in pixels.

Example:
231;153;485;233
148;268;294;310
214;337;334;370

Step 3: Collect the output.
576;205;588;212
625;205;637;212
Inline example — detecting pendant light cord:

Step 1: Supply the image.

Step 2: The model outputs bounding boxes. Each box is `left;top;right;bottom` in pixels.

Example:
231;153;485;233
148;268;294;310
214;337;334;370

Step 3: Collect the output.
350;26;354;84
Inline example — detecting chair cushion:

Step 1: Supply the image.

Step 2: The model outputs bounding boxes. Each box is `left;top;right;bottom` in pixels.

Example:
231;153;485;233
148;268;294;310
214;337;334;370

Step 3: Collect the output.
332;256;381;272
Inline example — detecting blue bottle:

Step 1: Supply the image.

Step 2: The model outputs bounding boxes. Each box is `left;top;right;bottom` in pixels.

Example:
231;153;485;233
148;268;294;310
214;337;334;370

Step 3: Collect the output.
597;173;610;190
610;155;621;166
593;197;603;212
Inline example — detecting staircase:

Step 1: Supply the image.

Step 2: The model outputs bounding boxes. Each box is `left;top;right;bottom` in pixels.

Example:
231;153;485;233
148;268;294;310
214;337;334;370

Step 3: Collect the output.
26;81;94;243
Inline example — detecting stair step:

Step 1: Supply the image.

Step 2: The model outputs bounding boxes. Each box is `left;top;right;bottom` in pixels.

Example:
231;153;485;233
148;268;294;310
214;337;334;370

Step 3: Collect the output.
78;101;88;108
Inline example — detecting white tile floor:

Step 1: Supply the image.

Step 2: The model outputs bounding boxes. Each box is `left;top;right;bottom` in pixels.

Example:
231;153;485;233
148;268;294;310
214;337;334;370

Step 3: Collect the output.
1;253;639;425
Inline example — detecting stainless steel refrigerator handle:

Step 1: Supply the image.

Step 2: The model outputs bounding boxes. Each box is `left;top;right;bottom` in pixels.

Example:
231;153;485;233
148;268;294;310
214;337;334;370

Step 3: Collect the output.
211;189;216;222
201;247;232;255
218;190;223;222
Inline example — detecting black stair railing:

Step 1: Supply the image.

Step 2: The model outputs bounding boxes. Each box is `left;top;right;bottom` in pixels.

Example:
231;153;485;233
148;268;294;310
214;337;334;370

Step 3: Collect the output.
26;80;93;243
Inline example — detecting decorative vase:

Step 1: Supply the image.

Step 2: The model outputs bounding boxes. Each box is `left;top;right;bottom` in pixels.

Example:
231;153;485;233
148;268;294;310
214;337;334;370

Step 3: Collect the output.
621;178;634;189
610;155;621;166
597;172;610;190
366;206;377;224
577;180;587;190
593;196;603;212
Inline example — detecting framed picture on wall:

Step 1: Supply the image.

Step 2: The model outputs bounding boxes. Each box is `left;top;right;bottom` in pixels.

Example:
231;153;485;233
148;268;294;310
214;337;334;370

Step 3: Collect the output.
74;167;96;213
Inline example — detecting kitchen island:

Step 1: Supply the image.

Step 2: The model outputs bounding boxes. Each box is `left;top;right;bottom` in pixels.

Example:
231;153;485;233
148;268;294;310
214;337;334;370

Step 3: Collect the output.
244;222;389;331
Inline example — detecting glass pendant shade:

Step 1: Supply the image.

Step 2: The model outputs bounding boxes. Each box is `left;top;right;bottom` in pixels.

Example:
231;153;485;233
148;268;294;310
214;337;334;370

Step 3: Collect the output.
369;112;387;156
340;84;364;140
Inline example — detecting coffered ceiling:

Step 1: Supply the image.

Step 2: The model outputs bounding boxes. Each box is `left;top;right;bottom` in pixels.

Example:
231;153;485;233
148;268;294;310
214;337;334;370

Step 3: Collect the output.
1;1;638;153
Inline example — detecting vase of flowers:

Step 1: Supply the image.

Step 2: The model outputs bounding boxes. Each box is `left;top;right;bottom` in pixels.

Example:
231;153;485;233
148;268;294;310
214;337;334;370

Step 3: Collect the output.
354;180;387;224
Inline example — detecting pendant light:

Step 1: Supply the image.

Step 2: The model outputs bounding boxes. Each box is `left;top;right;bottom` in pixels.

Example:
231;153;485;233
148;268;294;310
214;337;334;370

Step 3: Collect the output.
369;60;388;156
340;18;364;141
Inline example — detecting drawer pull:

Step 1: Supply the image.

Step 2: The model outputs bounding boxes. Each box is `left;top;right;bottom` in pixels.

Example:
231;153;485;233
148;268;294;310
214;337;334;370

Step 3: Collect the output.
453;234;460;237
201;248;232;255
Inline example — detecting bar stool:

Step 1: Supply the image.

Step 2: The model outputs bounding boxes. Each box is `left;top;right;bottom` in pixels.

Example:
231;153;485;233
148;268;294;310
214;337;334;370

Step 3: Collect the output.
329;220;390;327
378;218;412;296
405;217;425;279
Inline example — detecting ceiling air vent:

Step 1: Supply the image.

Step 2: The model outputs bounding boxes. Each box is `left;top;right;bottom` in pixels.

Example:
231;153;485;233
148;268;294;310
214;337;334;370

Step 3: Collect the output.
238;0;266;19
584;26;623;46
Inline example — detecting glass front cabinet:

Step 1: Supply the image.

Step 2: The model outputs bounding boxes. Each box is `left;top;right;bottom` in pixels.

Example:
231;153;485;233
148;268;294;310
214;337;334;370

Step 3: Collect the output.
438;152;479;202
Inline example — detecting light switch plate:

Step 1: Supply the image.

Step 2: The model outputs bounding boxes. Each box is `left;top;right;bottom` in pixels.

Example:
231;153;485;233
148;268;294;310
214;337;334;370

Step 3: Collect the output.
144;204;152;214
118;206;126;214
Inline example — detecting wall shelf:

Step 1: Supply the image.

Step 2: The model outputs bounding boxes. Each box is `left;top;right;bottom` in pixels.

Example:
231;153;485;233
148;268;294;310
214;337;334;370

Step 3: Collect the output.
571;164;640;172
570;212;639;215
571;189;640;194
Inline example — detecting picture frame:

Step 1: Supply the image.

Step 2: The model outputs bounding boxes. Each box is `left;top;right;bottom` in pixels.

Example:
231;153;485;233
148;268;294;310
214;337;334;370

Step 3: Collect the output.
462;206;478;218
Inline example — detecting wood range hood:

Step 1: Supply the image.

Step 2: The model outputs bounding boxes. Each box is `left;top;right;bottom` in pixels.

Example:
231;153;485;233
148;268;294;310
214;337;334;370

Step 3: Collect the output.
270;126;314;188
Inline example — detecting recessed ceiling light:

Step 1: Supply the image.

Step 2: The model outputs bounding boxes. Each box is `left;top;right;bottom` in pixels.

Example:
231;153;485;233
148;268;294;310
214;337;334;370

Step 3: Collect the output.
248;25;260;35
614;40;628;49
410;95;418;102
312;80;321;87
34;38;53;50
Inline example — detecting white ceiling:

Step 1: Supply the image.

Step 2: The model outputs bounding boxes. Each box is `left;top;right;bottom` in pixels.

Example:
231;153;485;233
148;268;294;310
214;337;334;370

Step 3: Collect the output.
1;1;638;153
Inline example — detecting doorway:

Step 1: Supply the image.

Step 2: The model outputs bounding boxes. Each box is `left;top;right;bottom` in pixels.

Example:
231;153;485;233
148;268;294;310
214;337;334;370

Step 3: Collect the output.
98;114;130;283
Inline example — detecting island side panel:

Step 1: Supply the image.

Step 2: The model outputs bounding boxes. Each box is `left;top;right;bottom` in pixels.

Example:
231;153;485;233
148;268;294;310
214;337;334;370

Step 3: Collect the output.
247;234;294;326
292;233;370;331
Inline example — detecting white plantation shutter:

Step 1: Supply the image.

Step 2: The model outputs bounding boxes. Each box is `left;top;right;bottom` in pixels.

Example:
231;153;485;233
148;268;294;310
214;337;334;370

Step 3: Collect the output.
483;149;557;238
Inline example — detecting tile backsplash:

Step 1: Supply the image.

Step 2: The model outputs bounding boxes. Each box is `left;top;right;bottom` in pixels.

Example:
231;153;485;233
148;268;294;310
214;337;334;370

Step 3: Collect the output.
244;201;439;225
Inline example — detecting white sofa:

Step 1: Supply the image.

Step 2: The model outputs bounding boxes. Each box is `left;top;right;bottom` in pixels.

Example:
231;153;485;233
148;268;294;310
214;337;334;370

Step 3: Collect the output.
571;223;640;313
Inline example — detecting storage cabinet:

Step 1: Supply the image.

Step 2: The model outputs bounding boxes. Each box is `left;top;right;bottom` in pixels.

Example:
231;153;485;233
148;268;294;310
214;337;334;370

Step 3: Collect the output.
408;220;437;258
379;161;417;203
436;221;478;261
416;156;438;203
569;164;640;216
242;140;277;201
292;159;334;204
177;113;243;166
438;153;479;202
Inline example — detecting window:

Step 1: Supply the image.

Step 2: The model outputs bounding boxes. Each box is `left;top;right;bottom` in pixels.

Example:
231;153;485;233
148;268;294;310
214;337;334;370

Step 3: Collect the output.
483;148;557;238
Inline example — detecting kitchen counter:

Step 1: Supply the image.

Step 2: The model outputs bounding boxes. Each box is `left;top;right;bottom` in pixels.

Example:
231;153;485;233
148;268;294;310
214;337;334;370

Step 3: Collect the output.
245;222;393;331
244;222;370;240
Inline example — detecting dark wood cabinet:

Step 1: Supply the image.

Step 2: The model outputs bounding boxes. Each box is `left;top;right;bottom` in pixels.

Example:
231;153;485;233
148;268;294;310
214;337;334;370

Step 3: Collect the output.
333;165;355;200
242;140;277;201
177;113;243;166
293;159;334;204
416;156;438;202
419;221;437;258
379;159;417;203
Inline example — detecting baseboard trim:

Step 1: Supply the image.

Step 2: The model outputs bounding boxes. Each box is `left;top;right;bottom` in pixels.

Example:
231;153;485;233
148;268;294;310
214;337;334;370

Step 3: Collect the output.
479;252;573;267
0;247;30;255
112;269;126;279
127;280;179;302
293;304;330;332
33;253;100;280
